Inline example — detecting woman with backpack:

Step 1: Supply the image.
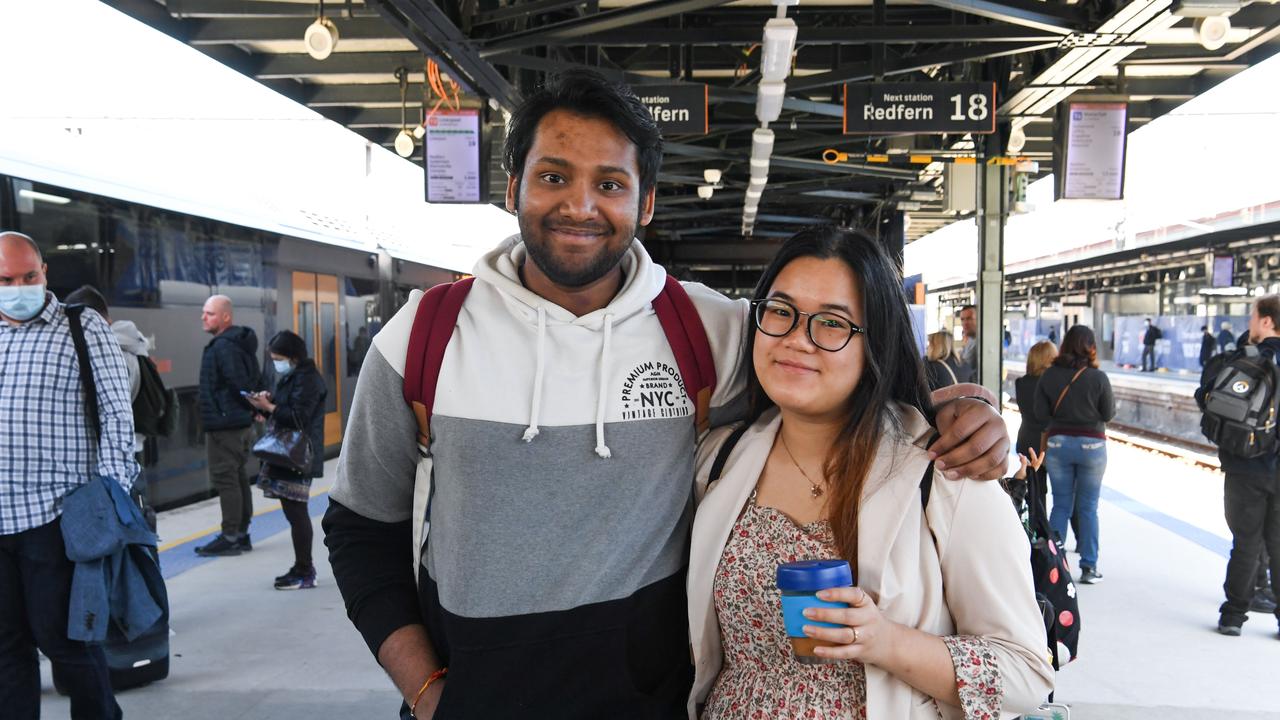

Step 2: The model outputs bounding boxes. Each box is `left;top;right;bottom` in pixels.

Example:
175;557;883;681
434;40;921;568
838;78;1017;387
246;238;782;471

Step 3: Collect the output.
1033;325;1115;585
687;227;1052;719
923;330;972;391
246;330;327;590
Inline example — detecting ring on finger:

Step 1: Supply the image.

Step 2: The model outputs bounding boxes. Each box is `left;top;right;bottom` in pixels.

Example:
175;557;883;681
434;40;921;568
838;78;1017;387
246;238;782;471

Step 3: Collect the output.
851;627;859;644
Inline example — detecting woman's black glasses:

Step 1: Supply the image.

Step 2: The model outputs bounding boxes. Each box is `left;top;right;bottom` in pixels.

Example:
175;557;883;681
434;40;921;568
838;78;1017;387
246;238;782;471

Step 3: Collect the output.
750;298;865;352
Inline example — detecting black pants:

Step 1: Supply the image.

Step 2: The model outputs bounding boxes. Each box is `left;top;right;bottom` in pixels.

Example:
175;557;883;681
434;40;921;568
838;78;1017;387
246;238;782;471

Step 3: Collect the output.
1141;344;1156;371
0;519;121;720
1221;472;1280;626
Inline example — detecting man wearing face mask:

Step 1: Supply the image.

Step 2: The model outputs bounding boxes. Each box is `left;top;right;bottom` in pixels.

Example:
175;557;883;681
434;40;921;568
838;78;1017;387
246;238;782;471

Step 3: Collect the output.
195;294;262;557
0;231;138;719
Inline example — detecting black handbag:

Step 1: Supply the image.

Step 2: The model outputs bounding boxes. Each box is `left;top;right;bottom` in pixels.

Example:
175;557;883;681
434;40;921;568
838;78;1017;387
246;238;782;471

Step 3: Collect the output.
252;421;313;474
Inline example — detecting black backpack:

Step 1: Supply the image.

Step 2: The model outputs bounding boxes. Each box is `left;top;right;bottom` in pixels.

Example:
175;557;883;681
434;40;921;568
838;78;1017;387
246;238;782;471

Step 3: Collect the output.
133;355;178;438
1197;345;1280;458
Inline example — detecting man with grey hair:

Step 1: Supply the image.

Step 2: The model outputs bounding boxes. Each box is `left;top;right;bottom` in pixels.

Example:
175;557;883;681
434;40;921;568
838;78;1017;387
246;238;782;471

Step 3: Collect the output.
0;231;138;718
195;294;261;556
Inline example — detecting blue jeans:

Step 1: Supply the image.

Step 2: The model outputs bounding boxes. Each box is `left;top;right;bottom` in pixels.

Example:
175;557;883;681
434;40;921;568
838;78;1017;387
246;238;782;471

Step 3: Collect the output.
1045;435;1108;568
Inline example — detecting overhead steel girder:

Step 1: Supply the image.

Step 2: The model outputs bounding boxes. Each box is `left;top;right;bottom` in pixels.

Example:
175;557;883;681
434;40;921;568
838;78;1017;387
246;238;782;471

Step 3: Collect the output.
254;52;430;79
514;25;1064;47
168;1;381;18
664;142;918;180
371;0;521;110
305;84;414;107
473;0;593;27
790;41;1058;92
478;0;739;57
187;17;403;44
486;52;847;117
915;0;1087;35
665;243;784;263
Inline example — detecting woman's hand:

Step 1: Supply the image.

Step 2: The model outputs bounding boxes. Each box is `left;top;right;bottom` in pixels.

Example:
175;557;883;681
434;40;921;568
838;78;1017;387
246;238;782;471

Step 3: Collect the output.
245;392;276;413
800;586;900;667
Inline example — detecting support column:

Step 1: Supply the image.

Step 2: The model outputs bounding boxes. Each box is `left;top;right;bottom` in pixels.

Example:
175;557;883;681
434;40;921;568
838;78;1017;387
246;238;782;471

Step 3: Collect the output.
976;160;1006;396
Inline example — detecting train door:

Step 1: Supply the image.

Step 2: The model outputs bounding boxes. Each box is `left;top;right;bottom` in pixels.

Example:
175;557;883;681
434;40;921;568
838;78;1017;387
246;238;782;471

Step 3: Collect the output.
291;272;343;447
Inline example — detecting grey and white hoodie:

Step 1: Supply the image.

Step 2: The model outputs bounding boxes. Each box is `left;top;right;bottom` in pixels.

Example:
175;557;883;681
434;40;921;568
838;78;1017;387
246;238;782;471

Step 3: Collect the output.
327;235;748;716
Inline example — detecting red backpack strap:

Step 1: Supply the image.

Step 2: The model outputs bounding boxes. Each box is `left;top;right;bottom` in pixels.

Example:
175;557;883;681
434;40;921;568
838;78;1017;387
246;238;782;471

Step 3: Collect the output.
652;275;717;433
402;277;475;446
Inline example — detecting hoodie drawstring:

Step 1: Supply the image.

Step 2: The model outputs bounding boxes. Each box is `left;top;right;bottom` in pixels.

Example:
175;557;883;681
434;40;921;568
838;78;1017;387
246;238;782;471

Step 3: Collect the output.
522;306;548;442
594;314;615;459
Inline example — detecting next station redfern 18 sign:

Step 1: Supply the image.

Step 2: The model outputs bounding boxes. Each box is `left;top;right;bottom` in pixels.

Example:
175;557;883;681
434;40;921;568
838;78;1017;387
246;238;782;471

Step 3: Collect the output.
843;82;997;135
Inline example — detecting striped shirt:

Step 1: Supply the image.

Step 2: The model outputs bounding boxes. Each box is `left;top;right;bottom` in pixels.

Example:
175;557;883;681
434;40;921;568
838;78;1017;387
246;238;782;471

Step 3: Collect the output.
0;293;138;535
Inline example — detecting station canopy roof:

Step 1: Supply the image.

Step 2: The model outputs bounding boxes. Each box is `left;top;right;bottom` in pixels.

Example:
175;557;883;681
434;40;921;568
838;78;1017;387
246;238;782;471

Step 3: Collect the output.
106;0;1280;286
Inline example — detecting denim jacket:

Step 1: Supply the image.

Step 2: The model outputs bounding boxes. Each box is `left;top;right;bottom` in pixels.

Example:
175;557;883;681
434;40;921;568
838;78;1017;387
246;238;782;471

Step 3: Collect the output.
61;476;168;643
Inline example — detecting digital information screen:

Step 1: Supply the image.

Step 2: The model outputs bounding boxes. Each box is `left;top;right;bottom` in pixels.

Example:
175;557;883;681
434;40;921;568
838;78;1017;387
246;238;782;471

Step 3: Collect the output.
1061;102;1128;200
1213;255;1235;288
425;109;482;204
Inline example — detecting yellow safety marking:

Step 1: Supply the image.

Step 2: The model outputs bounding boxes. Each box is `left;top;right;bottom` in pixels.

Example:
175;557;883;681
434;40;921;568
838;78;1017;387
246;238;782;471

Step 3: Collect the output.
156;485;331;552
909;155;933;164
822;148;847;164
867;154;890;163
954;157;977;165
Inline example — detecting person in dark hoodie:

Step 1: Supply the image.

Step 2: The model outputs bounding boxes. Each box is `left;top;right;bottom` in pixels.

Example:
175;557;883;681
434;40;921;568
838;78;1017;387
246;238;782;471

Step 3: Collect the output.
1200;325;1217;368
1205;295;1280;636
246;331;327;590
195;294;261;557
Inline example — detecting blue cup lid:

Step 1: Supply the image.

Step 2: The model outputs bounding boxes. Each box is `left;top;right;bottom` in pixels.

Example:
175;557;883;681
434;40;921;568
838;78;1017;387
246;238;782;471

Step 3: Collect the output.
776;559;854;592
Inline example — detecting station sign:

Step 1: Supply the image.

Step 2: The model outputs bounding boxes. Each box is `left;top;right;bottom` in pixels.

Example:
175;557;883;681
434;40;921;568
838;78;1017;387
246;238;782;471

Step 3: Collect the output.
843;82;997;135
1060;101;1127;200
638;84;708;135
425;109;483;204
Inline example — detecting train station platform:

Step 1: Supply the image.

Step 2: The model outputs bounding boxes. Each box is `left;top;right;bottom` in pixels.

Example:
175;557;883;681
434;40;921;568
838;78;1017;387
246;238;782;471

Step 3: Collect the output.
35;420;1280;720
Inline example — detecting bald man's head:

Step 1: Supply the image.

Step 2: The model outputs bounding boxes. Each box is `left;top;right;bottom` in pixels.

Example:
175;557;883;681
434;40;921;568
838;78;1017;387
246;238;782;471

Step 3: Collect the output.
0;232;47;288
202;294;234;335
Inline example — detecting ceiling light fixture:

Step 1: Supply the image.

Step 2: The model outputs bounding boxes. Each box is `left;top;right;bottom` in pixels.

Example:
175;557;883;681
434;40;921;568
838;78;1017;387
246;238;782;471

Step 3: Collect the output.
697;185;715;200
304;1;339;60
1194;16;1231;50
394;68;415;158
756;82;786;124
760;18;798;83
1006;125;1027;154
703;168;722;185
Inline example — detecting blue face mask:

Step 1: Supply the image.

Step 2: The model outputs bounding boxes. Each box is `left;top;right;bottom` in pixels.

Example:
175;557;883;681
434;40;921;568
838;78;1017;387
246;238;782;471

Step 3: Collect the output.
273;359;294;376
0;284;47;322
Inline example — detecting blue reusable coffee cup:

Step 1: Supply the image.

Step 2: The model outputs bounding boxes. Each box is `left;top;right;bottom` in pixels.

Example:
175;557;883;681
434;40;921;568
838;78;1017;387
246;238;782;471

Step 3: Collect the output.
777;559;855;664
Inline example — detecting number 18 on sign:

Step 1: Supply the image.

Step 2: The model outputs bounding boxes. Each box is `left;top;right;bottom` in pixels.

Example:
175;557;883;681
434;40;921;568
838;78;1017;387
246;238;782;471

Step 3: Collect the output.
843;82;997;135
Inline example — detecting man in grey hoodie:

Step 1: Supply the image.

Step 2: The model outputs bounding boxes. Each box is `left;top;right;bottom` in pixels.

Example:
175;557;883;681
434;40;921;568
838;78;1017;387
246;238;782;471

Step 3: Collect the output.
65;286;150;454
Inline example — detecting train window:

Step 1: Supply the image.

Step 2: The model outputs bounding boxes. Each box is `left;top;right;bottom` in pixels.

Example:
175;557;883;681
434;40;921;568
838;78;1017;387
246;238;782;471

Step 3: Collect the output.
10;179;103;299
345;277;378;376
320;301;339;415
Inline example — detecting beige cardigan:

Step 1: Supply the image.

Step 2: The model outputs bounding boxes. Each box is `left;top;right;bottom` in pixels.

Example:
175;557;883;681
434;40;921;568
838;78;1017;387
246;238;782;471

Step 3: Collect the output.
688;405;1054;719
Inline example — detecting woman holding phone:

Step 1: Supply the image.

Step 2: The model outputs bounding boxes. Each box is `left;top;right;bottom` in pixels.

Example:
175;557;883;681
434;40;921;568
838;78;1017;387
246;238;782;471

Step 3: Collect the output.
687;227;1051;719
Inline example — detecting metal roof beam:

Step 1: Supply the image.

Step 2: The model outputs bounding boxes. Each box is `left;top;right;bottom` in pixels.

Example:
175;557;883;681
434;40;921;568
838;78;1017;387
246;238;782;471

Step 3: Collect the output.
914;0;1086;35
168;1;381;18
666;243;784;263
473;0;593;27
478;0;739;57
255;52;427;79
516;24;1064;47
664;142;917;179
373;0;522;110
790;41;1058;92
187;17;401;44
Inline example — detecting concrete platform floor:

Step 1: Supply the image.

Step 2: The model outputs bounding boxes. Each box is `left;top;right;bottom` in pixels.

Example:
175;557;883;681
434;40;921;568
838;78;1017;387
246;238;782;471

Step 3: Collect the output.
36;424;1280;718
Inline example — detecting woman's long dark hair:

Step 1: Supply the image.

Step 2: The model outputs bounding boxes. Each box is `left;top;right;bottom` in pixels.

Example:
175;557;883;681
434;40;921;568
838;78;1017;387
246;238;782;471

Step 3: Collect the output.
1054;325;1098;369
744;226;934;566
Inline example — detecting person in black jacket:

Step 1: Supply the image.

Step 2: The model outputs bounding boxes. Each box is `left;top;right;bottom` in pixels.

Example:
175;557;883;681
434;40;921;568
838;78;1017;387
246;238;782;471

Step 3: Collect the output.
1015;340;1057;511
195;295;262;557
1141;318;1162;372
1034;325;1116;584
247;331;327;590
1200;296;1280;636
923;331;972;390
1199;325;1217;368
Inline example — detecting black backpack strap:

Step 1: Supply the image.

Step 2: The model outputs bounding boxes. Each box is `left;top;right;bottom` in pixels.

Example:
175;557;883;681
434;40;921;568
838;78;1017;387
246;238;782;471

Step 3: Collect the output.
66;305;101;441
708;424;750;487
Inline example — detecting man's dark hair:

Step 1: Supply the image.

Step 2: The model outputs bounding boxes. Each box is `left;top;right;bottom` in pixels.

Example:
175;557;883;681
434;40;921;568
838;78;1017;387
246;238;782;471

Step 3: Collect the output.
0;231;43;263
1201;325;1208;332
959;304;976;314
65;285;110;319
502;69;663;197
1257;295;1280;329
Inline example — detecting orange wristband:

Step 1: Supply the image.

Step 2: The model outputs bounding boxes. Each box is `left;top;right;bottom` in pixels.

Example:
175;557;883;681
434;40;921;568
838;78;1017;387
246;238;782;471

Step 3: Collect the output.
410;668;448;718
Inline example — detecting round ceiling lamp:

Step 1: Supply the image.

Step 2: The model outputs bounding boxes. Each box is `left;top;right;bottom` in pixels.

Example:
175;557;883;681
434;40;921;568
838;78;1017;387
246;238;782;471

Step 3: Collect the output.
394;68;415;158
304;2;338;60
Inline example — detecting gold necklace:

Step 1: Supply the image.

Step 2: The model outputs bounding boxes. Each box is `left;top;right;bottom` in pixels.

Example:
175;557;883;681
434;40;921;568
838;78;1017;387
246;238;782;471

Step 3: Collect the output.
779;431;824;498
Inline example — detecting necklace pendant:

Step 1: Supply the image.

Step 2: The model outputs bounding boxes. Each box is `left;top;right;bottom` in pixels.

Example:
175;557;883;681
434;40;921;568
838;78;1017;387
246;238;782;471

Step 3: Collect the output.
810;484;824;499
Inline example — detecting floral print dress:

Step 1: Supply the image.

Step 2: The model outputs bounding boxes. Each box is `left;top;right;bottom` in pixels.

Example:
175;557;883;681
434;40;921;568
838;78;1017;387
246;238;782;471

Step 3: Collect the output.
702;490;1004;720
